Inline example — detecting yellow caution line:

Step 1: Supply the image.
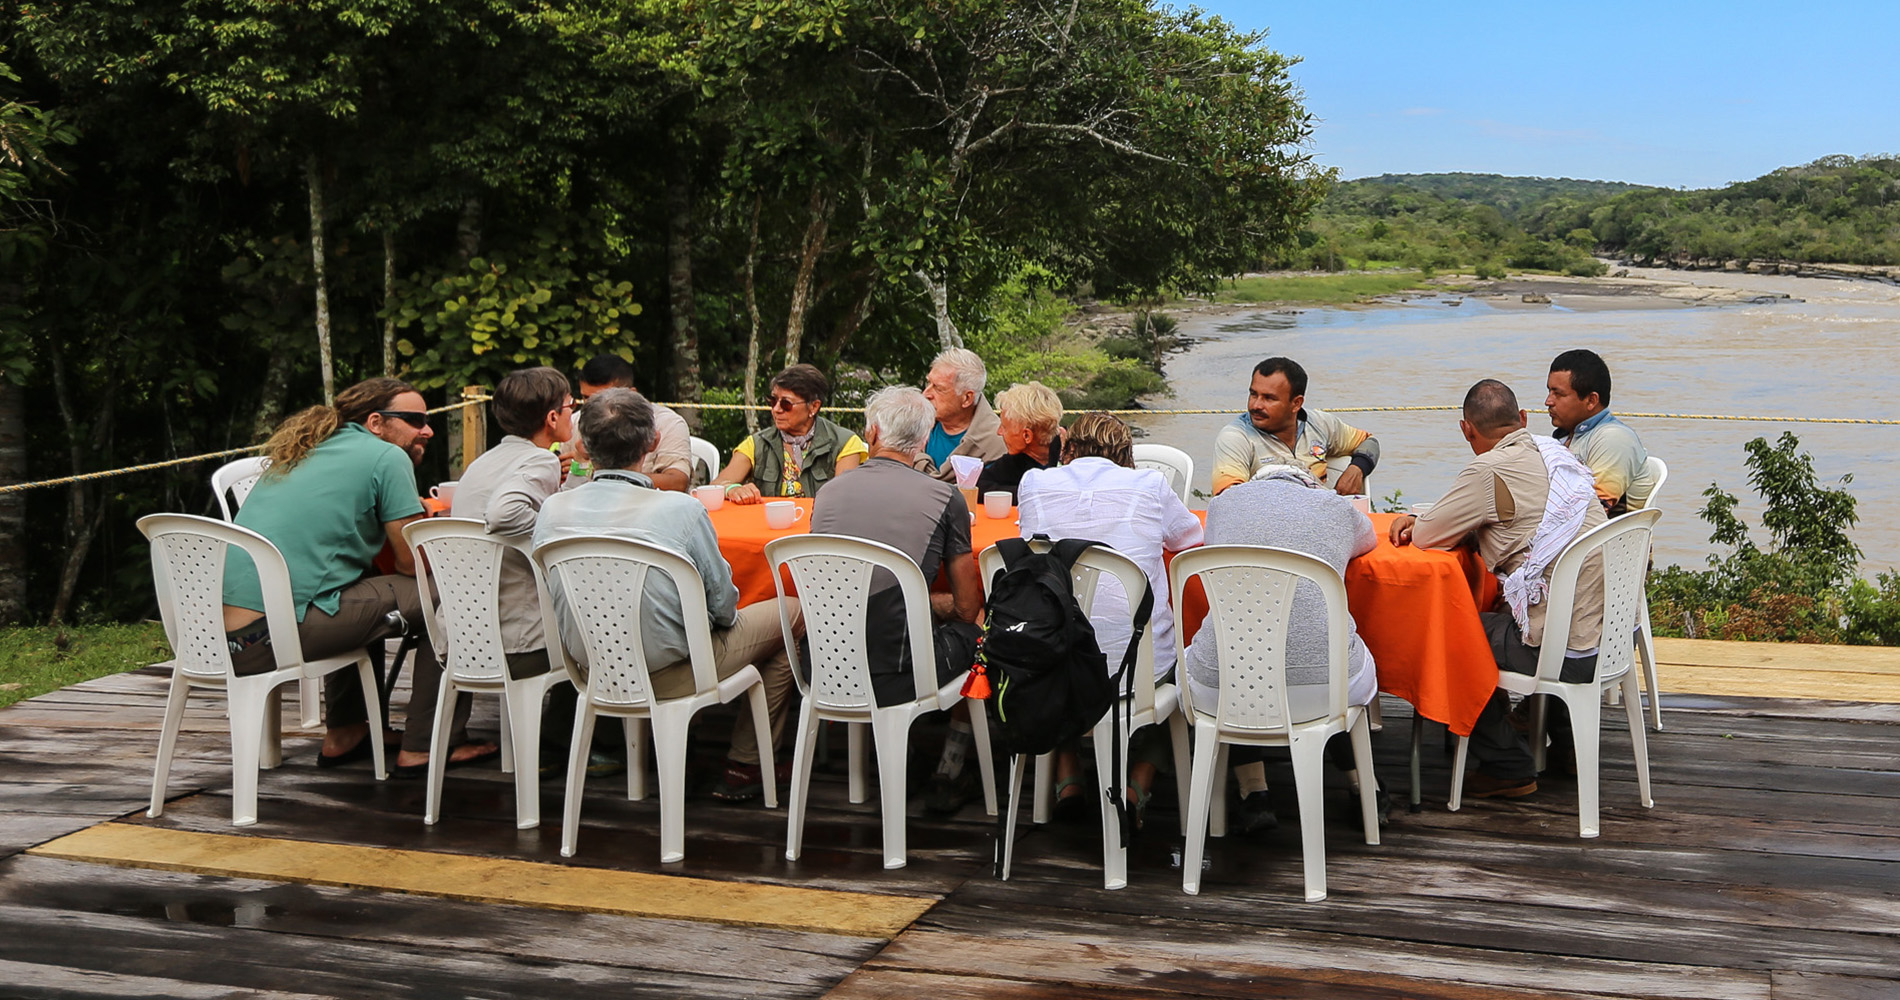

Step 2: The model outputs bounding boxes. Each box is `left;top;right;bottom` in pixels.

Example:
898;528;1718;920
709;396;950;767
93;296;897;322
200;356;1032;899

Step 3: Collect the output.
30;824;930;939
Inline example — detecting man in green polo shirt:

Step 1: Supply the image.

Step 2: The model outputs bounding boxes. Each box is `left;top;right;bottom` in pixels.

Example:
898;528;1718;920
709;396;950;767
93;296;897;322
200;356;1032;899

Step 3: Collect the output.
222;377;497;775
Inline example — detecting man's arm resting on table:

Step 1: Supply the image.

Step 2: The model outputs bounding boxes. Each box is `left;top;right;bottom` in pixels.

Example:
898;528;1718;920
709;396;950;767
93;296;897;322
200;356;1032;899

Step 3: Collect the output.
1334;436;1379;496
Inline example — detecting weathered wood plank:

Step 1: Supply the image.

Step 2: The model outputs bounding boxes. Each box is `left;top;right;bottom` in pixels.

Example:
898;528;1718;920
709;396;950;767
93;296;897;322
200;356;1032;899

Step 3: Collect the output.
0;958;334;1000
823;967;1618;1000
1655;638;1900;675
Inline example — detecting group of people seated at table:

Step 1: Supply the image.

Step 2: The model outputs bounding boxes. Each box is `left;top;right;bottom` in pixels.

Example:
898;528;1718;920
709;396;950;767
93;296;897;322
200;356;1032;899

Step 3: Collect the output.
216;339;1653;830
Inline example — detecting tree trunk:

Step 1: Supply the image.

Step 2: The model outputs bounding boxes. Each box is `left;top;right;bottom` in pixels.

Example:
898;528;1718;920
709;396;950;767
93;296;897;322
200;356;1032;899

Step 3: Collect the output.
0;378;26;624
821;273;879;362
456;196;482;263
665;170;701;431
306;154;334;406
252;337;295;441
782;184;833;366
47;345;111;624
382;226;398;376
742;194;763;434
914;271;963;350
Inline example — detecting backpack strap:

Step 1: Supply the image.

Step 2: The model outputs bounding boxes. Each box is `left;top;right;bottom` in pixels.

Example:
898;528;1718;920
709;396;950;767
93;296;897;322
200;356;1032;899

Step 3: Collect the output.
1046;536;1101;573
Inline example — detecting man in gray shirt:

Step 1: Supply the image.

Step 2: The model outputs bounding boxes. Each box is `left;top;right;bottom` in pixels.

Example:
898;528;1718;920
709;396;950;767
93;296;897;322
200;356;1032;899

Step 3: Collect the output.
534;389;800;801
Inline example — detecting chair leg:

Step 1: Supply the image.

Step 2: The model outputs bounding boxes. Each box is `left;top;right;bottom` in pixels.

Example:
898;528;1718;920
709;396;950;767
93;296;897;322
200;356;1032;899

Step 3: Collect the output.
652;708;692;864
965;700;999;817
1288;730;1331;902
1167;714;1192;832
1637;610;1664;731
1350;715;1381;847
1001;754;1028;880
1567;689;1603;839
298;676;322;729
1181;724;1221;895
784;703;821;862
626;716;648;801
1031;753;1054;825
872;715;915;869
560;707;596;858
505;681;546;830
260;687;283;770
1448;736;1469;812
1090;722;1128;891
226;679;272;828
356;660;388;780
847;723;868;805
1408;713;1424;811
1209;742;1230;838
498;694;514;775
745;683;778;809
422;678;457;827
1623;674;1654;809
1529;695;1549;773
148;675;191;818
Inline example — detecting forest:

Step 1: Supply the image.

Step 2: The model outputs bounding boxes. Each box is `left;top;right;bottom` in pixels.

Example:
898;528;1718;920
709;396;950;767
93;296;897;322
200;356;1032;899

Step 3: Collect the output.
0;0;1328;623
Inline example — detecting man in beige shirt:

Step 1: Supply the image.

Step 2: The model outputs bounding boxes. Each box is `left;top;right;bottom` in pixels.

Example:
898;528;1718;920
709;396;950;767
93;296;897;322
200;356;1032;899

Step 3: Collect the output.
1389;379;1606;798
564;354;693;492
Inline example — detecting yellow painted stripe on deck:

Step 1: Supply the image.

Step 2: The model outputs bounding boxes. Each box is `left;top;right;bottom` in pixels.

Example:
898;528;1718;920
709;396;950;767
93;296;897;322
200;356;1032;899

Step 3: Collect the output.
1653;638;1900;704
29;824;929;938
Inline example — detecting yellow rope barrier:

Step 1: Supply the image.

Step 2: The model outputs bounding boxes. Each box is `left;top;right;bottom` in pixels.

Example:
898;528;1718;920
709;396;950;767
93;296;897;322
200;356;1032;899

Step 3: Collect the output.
0;397;1890;496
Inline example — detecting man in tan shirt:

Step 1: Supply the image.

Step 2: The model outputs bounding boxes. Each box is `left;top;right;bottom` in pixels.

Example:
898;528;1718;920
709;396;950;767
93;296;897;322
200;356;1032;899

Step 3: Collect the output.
1389;379;1606;798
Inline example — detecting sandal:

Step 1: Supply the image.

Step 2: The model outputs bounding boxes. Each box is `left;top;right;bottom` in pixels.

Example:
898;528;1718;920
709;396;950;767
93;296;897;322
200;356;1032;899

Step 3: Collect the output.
1124;776;1153;834
1052;774;1093;824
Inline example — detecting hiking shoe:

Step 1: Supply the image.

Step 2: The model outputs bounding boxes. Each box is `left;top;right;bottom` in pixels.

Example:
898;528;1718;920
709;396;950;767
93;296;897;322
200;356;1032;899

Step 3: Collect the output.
1341;787;1393;832
1237;791;1279;837
922;768;980;815
1466;772;1538;799
1542;739;1577;778
710;759;792;801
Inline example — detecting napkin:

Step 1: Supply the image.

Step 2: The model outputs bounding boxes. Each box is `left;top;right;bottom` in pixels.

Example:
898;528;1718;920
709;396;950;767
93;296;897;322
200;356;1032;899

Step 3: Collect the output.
948;455;984;488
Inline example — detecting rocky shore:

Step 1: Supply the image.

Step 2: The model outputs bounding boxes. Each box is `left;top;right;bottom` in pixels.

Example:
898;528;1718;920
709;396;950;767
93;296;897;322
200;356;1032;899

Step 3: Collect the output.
1619;255;1900;284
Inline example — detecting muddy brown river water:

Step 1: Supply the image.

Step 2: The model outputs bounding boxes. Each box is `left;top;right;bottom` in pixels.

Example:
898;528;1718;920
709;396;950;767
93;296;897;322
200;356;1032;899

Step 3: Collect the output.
1126;266;1899;574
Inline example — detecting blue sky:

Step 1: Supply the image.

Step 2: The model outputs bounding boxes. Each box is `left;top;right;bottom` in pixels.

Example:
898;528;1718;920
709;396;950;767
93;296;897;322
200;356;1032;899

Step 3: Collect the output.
1179;2;1900;189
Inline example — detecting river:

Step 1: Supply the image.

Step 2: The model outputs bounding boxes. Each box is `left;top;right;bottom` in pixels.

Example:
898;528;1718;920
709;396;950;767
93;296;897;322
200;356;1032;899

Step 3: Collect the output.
1126;266;1899;574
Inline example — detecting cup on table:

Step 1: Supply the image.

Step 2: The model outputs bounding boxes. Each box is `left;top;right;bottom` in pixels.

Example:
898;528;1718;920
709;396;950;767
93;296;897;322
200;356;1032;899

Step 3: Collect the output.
1409;502;1435;516
764;500;805;530
430;481;458;507
693;484;725;512
958;486;979;513
1348;493;1371;516
982;491;1013;519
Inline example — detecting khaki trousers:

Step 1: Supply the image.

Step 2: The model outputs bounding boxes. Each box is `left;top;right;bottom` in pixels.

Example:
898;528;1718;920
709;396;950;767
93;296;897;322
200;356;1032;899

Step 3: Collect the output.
644;598;801;765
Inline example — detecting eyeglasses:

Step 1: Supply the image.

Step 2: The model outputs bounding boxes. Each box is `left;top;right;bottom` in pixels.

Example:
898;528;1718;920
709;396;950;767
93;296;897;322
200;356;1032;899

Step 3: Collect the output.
375;410;429;429
769;395;811;413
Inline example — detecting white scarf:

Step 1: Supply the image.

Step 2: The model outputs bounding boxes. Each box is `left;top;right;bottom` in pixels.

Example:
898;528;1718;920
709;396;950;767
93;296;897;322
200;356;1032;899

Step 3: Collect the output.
1500;435;1596;635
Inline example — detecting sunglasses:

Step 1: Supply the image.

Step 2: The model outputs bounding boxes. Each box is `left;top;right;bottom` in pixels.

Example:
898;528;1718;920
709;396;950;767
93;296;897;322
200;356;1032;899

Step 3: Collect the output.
375;410;429;429
769;395;810;413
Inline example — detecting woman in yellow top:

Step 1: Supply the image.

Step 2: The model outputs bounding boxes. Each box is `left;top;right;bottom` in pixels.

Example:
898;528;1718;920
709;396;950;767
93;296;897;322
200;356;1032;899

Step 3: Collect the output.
713;364;868;503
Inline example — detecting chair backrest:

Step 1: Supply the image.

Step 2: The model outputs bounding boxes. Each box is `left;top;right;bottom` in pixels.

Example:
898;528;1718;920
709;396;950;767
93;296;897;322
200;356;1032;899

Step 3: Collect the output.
1639;455;1668;509
404;518;525;686
138;513;310;679
211;456;272;521
1168;544;1350;733
764;534;936;711
1534;508;1662;686
690;436;720;482
1131;444;1193;502
979;541;1159;716
532;535;718;708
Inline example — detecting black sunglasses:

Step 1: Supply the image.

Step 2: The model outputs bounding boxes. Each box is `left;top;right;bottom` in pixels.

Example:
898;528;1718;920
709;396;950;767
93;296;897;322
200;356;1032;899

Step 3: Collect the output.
769;395;811;413
375;410;429;429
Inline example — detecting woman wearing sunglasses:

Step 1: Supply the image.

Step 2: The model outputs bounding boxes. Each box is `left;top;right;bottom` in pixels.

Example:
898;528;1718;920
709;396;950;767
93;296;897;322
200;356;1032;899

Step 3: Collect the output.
712;364;868;503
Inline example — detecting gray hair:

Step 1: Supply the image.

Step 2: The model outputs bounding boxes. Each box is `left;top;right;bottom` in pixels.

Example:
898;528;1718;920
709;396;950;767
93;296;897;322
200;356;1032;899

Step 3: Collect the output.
863;386;934;457
929;347;988;396
577;388;655;471
1251;463;1326;489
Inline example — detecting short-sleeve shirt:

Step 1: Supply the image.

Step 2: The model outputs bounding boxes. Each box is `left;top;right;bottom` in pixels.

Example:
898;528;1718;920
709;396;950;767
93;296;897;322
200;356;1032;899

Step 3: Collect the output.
1560;410;1653;514
223;423;424;621
810;457;972;677
733;431;869;496
640;403;694;482
1210;408;1370;495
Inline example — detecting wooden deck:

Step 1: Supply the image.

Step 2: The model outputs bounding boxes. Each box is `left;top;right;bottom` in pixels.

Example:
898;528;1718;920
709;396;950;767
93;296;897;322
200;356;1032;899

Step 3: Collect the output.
1;641;1897;999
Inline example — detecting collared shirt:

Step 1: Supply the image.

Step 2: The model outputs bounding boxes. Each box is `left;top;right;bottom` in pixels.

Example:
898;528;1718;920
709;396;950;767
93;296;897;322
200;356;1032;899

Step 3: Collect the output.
1210;407;1371;495
532;469;739;672
1558;409;1654;513
1018;457;1205;678
451;434;561;653
1411;428;1607;650
561;402;693;491
224;423;424;621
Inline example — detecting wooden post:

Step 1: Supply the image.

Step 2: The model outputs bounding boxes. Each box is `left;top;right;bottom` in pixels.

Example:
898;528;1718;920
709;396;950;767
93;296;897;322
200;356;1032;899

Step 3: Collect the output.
453;385;487;478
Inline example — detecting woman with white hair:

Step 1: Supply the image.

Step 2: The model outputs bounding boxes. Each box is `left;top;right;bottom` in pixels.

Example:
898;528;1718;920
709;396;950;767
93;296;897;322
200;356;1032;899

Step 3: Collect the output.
976;380;1064;503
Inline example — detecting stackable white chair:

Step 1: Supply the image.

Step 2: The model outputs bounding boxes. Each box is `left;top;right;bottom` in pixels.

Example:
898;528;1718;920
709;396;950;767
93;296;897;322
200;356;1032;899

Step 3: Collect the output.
1131;444;1194;502
1449;508;1660;838
767;534;999;870
690;436;720;484
405;518;572;830
1631;456;1669;730
980;542;1192;889
210;455;271;522
140;513;387;826
532;535;776;863
1169;545;1381;901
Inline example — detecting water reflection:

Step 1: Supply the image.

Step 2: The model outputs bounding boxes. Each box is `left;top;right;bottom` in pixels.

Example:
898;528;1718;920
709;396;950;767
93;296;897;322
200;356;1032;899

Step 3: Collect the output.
1134;269;1899;572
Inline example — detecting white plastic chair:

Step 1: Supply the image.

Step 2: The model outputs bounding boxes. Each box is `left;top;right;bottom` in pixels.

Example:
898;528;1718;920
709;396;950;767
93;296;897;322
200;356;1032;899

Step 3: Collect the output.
1448;508;1660;838
980;542;1192;889
405;518;572;830
1169;545;1381;901
1632;455;1668;731
210;455;271;522
139;513;388;827
1132;444;1193;502
690;436;720;484
532;535;777;863
767;534;999;870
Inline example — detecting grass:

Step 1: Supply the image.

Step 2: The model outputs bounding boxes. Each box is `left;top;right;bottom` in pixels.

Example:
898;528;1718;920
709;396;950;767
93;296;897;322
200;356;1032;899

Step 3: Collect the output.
1213;271;1428;305
0;623;170;710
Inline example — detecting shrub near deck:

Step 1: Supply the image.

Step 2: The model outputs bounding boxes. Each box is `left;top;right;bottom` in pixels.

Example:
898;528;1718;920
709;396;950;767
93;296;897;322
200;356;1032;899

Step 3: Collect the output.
0;623;167;709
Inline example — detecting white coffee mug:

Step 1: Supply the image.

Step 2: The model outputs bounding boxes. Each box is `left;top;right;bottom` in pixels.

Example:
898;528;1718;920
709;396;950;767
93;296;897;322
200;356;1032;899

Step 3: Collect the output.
1348;493;1371;516
430;481;458;506
983;491;1013;518
764;500;805;530
693;484;725;512
1409;502;1435;516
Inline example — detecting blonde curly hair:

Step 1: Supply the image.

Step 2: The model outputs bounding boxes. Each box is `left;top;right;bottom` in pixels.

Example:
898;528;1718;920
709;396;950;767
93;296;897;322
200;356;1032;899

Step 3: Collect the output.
262;377;416;473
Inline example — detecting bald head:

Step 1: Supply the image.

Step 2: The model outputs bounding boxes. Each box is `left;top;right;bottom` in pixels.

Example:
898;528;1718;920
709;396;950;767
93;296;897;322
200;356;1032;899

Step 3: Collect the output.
1459;379;1526;455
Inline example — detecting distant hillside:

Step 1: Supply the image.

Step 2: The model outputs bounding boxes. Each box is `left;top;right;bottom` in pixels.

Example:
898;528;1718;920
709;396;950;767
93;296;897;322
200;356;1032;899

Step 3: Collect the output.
1265;157;1900;274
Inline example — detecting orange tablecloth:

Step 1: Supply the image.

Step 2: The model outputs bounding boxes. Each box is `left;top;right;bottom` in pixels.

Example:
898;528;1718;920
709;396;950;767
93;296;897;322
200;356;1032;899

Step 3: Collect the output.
710;497;1024;608
1176;512;1498;737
